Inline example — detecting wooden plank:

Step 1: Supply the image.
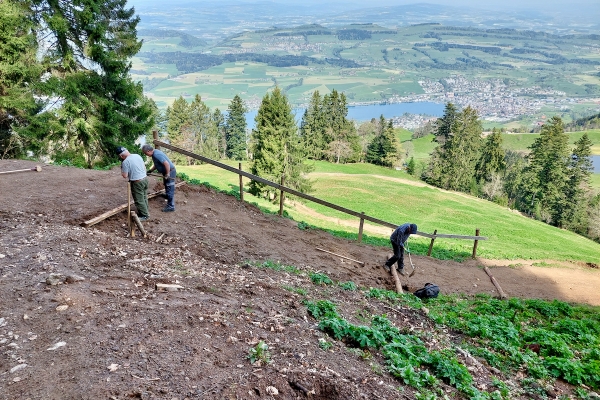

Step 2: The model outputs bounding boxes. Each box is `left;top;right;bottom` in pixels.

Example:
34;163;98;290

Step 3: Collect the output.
81;182;186;227
432;233;487;240
155;283;184;291
0;165;42;175
316;247;365;266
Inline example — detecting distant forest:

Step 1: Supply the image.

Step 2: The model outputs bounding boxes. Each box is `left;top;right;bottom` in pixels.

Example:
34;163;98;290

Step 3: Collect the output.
138;52;361;74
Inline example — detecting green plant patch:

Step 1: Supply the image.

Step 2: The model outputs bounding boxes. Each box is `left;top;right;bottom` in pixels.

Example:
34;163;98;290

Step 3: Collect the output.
310;272;334;285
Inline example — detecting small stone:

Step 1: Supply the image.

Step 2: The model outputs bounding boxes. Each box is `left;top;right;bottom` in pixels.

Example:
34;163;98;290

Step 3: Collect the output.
10;364;27;373
237;364;243;368
56;305;69;311
66;275;85;283
108;363;120;372
47;341;66;351
46;273;65;286
266;386;279;395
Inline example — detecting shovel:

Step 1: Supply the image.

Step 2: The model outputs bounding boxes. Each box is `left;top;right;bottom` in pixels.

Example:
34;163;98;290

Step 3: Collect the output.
405;244;417;277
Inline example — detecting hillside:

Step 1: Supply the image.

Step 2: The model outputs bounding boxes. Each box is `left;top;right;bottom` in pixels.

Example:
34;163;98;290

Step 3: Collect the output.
1;160;599;399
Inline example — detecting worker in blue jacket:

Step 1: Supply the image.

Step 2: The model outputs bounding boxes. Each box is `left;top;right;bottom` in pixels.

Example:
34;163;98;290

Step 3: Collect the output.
142;144;176;212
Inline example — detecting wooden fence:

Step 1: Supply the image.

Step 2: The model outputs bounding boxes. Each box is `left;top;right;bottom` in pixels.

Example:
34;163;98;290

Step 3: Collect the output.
153;136;487;257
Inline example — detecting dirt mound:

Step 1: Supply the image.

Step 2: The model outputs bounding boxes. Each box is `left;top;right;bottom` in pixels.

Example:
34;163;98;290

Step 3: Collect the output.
1;160;599;398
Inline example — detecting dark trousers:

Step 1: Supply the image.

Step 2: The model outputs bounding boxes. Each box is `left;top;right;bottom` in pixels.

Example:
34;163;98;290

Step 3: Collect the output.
164;168;176;209
385;242;404;270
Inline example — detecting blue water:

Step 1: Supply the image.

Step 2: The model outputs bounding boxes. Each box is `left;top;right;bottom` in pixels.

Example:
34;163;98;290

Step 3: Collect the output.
592;155;600;173
245;102;445;129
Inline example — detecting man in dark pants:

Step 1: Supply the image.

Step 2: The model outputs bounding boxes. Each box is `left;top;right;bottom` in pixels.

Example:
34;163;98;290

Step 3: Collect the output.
117;146;150;221
142;144;176;212
384;223;417;276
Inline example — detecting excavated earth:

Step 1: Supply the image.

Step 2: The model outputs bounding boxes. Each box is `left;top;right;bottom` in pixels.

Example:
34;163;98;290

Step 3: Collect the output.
1;160;599;400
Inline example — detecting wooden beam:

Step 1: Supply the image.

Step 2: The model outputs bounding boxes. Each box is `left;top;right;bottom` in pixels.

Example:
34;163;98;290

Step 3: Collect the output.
131;212;148;238
0;165;42;175
483;266;507;299
316;248;365;266
81;182;186;227
390;266;404;294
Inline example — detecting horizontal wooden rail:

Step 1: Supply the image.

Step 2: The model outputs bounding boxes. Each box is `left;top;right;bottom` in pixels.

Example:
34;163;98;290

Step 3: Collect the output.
154;140;487;244
82;182;186;227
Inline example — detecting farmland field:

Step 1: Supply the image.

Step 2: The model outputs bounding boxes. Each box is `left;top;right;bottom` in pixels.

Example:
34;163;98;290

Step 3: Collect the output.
133;24;600;125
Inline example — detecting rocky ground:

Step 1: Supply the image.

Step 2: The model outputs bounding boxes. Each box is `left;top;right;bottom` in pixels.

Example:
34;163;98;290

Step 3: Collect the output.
1;160;599;399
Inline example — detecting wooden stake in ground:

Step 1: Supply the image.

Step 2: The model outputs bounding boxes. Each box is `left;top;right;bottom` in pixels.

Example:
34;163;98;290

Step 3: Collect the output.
127;182;133;236
390;267;404;294
483;266;507;299
0;165;42;175
131;212;147;238
315;247;365;266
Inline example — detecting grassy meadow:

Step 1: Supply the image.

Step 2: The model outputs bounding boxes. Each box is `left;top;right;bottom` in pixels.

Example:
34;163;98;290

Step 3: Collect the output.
177;159;600;264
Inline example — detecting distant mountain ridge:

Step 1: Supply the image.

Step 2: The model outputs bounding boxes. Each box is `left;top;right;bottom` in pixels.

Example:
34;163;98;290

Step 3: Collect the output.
131;1;600;43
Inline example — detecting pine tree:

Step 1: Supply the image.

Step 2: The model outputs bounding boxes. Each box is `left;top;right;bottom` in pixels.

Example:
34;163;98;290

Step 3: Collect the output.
365;116;401;167
166;97;191;164
0;0;42;159
249;87;312;198
423;103;457;186
521;116;570;224
299;91;326;159
225;95;248;160
212;108;227;159
476;128;506;183
443;106;483;192
322;89;361;162
189;95;217;160
29;0;153;166
434;102;458;145
560;133;593;232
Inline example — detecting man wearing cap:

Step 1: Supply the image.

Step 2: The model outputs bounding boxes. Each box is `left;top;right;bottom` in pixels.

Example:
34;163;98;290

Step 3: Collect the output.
142;144;176;212
117;146;150;221
384;223;418;276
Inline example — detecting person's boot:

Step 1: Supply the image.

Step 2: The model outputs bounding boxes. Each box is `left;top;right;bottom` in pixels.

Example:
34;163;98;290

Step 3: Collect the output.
397;265;406;276
383;264;391;273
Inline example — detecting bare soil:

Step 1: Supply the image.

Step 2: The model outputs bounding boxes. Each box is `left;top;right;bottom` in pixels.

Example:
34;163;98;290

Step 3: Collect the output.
1;160;599;399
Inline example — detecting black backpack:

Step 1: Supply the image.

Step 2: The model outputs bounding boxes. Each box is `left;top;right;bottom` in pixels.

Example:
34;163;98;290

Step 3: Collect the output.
414;283;440;299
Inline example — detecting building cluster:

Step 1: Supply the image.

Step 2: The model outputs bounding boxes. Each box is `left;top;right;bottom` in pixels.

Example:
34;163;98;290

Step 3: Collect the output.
414;76;568;121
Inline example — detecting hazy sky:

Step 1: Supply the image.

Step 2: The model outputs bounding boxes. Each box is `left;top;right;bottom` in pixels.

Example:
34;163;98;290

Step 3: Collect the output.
127;0;599;13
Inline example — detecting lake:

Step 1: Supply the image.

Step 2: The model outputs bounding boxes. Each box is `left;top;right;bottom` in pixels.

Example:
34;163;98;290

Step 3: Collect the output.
593;155;600;173
245;102;445;128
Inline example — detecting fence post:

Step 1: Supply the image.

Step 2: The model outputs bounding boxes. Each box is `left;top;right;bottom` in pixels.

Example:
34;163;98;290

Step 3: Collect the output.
238;162;244;202
472;228;480;258
152;130;159;149
279;175;285;217
427;229;437;257
358;212;365;243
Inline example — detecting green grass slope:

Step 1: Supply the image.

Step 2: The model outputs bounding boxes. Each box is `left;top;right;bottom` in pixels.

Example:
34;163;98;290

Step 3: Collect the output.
178;161;600;263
